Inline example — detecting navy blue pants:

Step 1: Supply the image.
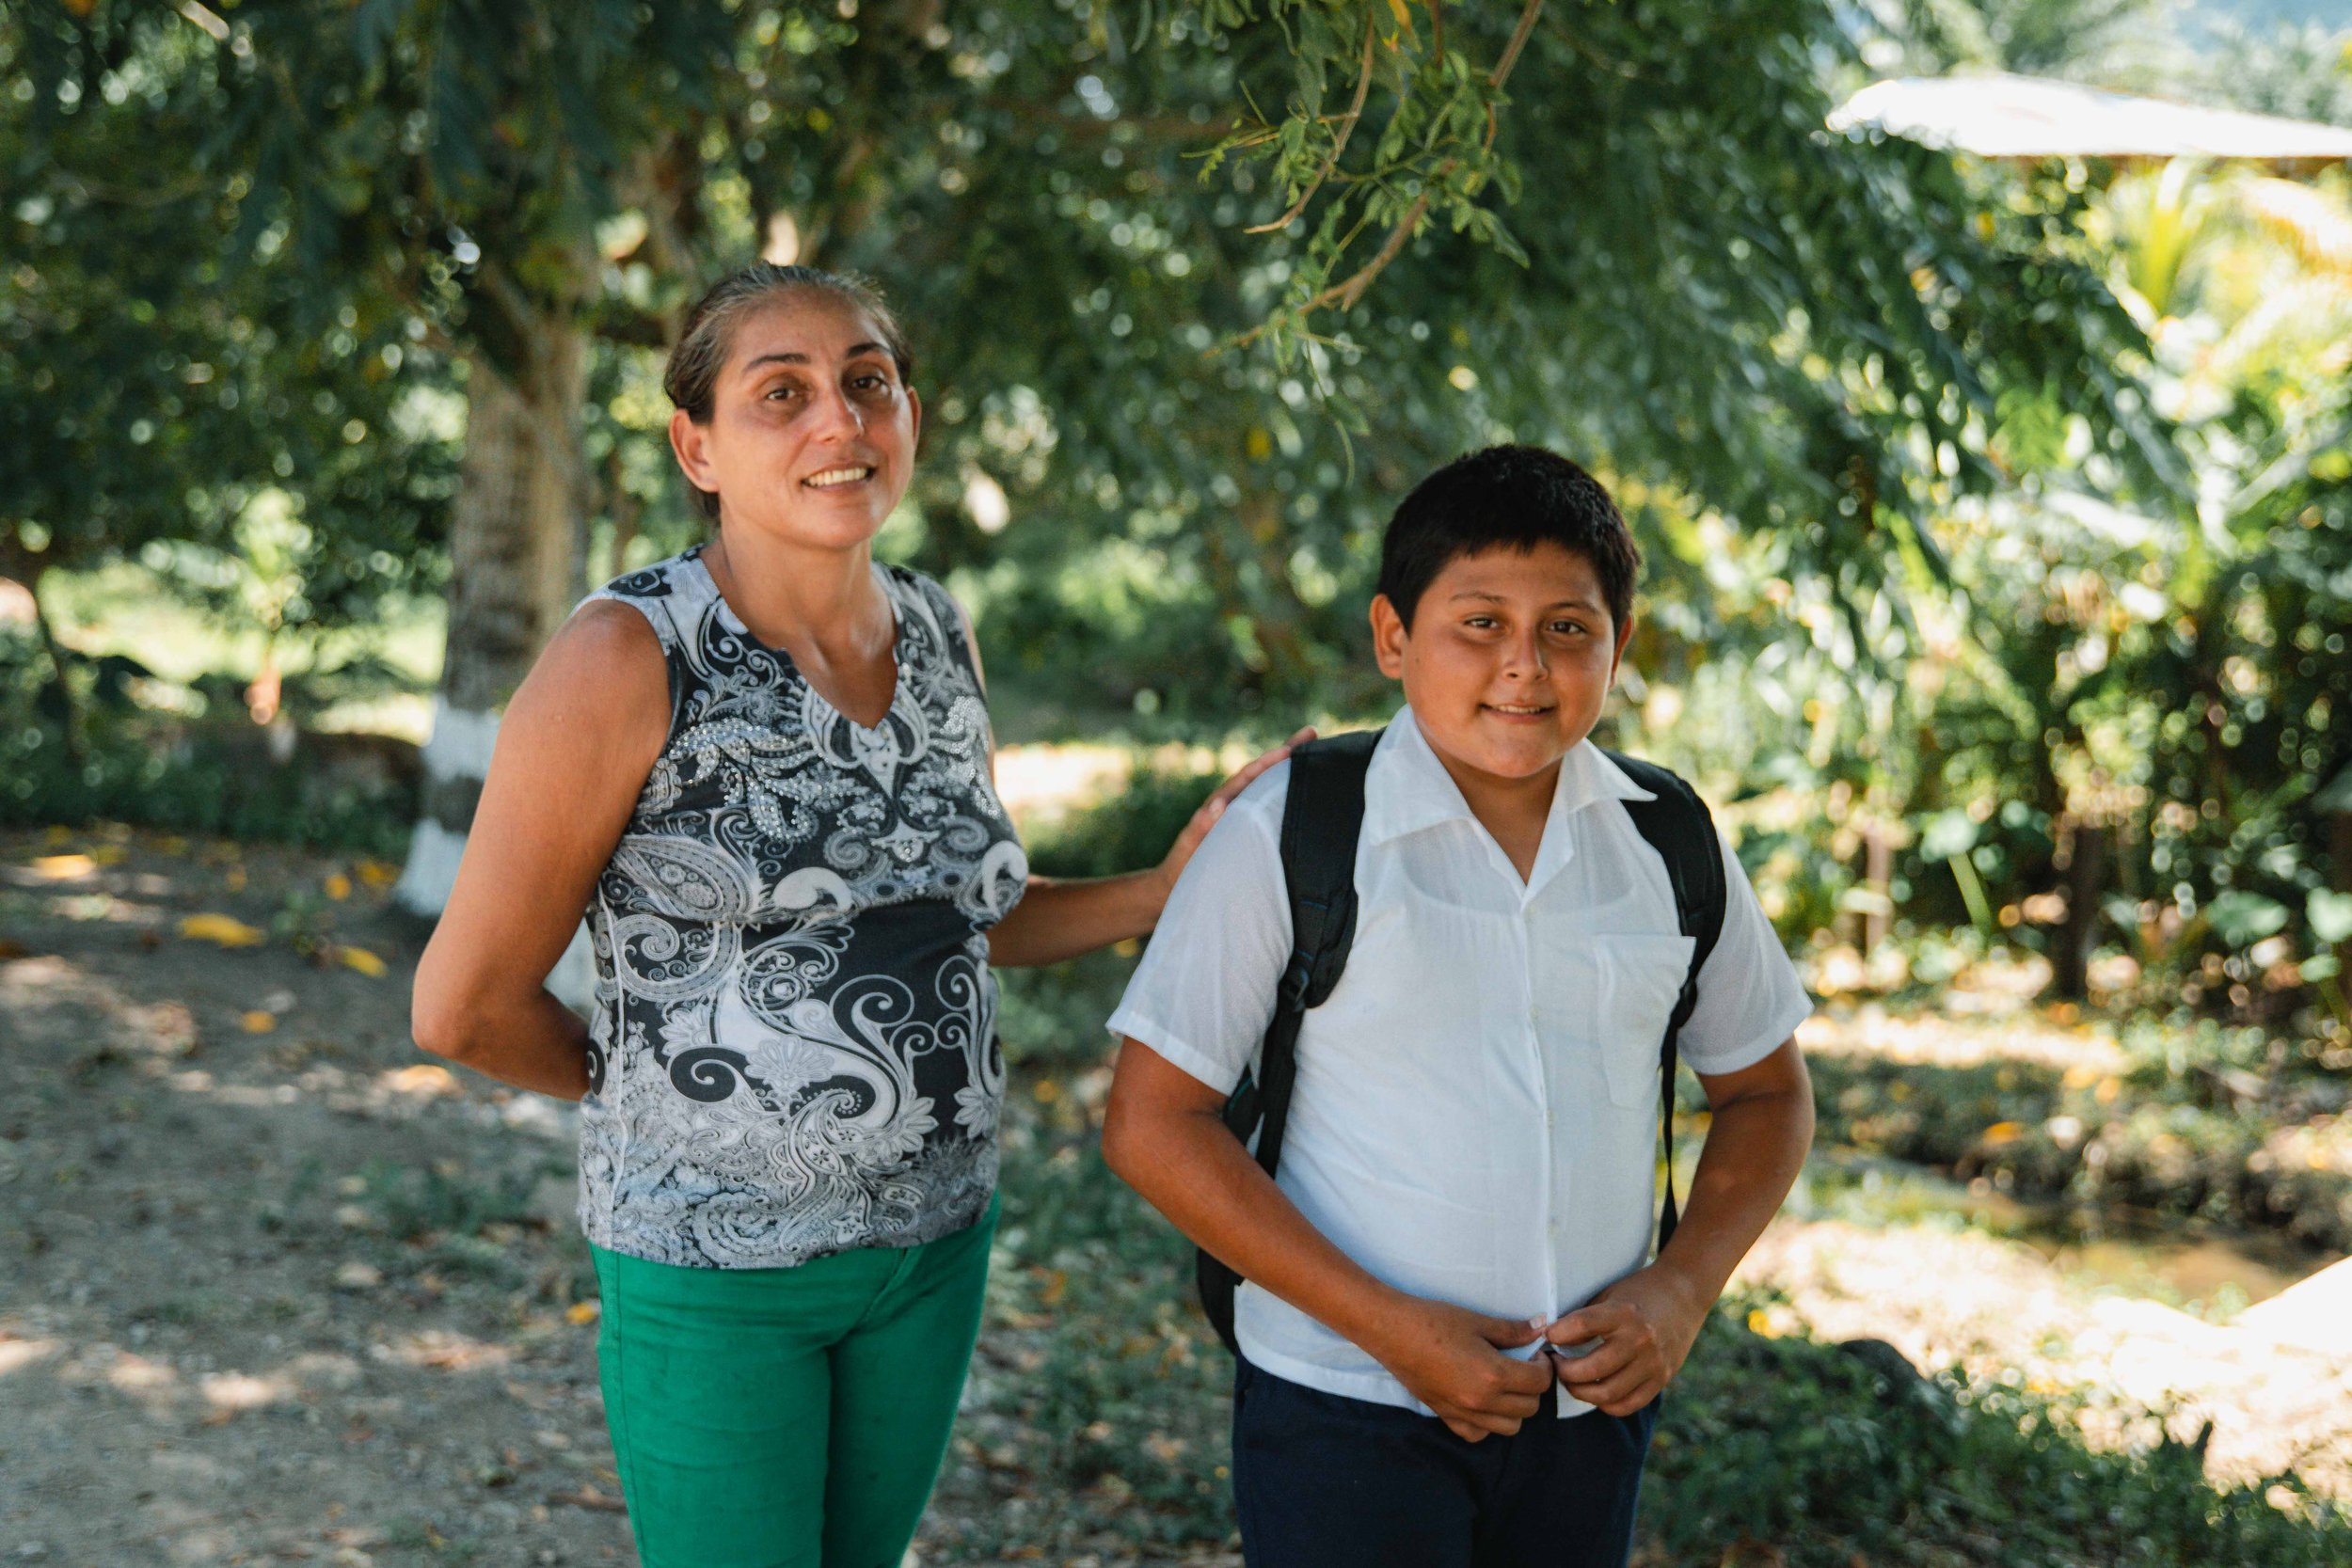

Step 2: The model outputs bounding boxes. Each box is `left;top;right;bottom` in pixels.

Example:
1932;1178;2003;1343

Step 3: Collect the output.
1231;1358;1658;1568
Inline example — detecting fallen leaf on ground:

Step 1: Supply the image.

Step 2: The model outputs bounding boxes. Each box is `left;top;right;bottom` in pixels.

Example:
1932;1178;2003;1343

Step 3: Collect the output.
338;944;388;977
566;1301;601;1325
357;860;399;889
180;913;264;947
31;854;95;880
241;1011;278;1034
547;1486;626;1513
381;1064;458;1097
326;872;353;900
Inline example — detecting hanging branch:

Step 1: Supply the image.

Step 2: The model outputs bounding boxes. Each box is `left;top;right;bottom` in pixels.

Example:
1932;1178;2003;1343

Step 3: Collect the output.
1246;10;1377;235
1230;0;1544;351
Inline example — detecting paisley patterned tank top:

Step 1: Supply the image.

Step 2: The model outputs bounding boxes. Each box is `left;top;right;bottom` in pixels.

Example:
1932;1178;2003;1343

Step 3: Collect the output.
576;546;1028;1269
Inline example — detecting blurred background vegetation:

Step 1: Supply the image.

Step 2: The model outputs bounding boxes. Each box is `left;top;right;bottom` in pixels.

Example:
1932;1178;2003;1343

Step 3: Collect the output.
5;0;2351;1560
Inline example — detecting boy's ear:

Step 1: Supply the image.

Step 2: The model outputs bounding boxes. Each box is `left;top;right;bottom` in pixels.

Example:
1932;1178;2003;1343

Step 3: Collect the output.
1370;594;1408;680
1610;609;1635;679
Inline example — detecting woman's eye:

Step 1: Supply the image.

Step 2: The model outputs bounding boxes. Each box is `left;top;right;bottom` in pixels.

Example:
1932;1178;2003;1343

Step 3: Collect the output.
765;383;803;403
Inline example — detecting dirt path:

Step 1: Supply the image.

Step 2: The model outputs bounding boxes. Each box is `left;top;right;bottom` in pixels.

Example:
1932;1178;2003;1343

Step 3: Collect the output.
1;828;636;1567
6;827;2344;1565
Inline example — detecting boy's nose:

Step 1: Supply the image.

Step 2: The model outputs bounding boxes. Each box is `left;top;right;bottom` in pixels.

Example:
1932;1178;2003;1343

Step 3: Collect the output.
1502;630;1549;675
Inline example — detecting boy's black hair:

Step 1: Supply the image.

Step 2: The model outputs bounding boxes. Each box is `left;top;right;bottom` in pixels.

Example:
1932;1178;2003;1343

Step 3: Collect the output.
1375;444;1641;631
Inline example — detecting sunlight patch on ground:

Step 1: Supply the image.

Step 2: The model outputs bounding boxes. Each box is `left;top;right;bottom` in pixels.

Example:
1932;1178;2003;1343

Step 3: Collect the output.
1735;1213;2352;1498
1799;1003;2128;1072
993;743;1135;832
199;1370;292;1414
0;1336;64;1376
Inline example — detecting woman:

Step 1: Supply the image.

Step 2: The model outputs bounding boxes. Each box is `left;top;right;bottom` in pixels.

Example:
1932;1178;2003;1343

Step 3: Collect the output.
411;261;1298;1568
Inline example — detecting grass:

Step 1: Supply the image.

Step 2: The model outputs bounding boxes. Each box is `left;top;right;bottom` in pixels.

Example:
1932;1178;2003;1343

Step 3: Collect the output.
928;790;2352;1563
931;1053;2352;1566
1803;1030;2352;1254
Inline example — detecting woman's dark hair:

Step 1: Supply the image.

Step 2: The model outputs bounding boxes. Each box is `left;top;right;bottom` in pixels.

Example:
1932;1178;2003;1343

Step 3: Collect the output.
662;263;914;523
1375;444;1641;631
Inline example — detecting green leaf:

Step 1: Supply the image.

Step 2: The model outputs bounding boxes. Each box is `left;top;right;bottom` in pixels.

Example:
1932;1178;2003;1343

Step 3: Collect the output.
2310;890;2352;947
2205;892;2290;949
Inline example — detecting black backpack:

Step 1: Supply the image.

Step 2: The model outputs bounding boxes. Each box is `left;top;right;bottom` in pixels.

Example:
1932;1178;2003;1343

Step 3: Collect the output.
1195;727;1729;1354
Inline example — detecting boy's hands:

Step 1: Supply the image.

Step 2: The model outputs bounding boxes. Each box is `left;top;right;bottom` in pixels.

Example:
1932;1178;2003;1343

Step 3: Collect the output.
1541;1263;1708;1417
1363;1297;1555;1443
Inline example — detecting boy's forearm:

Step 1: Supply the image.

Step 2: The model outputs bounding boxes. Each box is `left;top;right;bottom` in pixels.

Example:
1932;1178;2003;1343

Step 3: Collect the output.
1104;1105;1407;1353
1653;1083;1815;1308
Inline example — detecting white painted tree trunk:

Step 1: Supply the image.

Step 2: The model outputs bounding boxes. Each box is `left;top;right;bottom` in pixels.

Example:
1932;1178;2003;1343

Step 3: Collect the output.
394;328;598;1008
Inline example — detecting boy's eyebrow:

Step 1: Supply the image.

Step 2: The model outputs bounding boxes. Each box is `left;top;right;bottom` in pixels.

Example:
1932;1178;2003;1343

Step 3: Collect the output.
1448;589;1604;611
740;342;891;374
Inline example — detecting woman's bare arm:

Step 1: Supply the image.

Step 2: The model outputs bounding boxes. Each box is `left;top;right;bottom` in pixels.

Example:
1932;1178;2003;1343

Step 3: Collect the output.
941;592;1303;968
984;736;1302;967
410;602;671;1100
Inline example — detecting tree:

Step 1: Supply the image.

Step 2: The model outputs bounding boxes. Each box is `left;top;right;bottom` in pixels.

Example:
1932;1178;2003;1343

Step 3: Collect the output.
1;8;451;752
22;0;2177;923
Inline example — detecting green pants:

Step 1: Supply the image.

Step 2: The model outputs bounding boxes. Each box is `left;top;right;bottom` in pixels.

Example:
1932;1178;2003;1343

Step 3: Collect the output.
589;1199;996;1568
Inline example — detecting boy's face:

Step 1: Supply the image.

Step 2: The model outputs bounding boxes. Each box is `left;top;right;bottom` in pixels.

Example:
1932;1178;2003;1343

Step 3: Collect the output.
1371;542;1633;789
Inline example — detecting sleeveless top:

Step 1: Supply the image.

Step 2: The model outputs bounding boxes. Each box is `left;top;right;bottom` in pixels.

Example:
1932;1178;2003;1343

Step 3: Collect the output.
575;546;1028;1269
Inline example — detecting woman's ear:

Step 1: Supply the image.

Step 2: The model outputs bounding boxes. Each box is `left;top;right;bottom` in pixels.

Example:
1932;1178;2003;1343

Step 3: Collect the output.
669;408;718;494
1370;594;1409;680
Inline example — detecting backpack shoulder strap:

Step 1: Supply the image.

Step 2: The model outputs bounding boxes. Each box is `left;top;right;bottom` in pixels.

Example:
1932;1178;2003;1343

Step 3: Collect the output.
1600;750;1728;1252
1250;726;1380;1169
1200;726;1379;1353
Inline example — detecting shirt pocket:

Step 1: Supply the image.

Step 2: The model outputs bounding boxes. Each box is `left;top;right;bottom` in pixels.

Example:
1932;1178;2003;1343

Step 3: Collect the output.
1594;933;1697;1108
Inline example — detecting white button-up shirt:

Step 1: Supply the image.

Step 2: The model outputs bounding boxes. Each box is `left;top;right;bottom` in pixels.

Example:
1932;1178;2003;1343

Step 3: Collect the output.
1107;708;1812;1417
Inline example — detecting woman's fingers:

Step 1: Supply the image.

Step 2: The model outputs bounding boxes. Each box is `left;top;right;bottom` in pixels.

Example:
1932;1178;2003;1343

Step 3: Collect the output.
1156;729;1320;884
1204;726;1316;808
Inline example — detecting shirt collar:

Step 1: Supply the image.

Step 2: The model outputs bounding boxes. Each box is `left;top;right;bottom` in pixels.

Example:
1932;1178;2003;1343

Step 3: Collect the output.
1362;705;1654;849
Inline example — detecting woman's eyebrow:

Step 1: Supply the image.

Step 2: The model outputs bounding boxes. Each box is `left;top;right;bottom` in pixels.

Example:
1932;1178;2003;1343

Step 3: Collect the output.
740;342;889;374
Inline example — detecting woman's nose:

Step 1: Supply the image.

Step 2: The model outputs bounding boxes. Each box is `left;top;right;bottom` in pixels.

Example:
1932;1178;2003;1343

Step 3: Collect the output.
809;384;866;439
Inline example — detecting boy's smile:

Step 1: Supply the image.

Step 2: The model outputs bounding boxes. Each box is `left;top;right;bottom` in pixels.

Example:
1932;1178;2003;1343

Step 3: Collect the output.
1372;542;1633;820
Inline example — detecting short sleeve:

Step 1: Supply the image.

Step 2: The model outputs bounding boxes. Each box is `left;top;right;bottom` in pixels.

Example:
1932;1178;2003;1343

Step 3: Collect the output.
1675;829;1814;1077
1104;767;1295;1096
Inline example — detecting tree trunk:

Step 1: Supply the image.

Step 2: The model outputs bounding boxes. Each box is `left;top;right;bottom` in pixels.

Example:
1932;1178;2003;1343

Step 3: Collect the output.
1862;825;1892;955
2049;822;2110;1002
394;322;589;920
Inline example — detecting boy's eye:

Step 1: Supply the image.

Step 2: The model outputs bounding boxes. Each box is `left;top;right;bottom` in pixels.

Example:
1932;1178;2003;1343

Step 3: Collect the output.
1549;620;1588;636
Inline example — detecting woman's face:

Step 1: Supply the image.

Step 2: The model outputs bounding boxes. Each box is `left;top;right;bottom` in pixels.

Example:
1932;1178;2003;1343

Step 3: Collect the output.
668;290;921;552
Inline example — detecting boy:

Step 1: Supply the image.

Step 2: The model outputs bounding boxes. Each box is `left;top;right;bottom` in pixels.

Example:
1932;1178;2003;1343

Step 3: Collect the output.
1100;445;1816;1568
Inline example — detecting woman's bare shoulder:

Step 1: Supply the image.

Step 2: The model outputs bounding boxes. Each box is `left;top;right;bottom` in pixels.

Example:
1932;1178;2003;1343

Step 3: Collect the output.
502;599;672;760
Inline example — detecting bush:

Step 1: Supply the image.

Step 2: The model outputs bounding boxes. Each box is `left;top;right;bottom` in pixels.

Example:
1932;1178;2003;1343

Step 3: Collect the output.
0;630;417;855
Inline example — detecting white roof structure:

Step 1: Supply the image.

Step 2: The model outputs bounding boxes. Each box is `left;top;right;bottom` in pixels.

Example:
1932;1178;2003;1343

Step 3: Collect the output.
1832;72;2352;163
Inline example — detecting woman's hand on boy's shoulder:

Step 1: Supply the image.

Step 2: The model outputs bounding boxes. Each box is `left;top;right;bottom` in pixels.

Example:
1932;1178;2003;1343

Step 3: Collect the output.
1540;1264;1709;1418
1150;726;1315;901
1357;1294;1554;1444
